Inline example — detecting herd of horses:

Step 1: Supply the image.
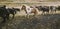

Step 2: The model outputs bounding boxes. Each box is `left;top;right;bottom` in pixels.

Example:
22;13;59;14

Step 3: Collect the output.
0;5;60;23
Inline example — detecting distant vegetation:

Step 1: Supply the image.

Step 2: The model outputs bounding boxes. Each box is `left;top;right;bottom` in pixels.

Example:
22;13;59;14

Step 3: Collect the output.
0;0;60;2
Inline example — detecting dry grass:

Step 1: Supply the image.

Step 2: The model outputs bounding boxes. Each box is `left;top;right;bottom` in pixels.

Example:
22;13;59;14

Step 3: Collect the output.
0;3;60;29
0;14;60;29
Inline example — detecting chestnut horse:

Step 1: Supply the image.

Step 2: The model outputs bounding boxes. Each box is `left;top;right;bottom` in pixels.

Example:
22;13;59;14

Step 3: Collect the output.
21;5;39;18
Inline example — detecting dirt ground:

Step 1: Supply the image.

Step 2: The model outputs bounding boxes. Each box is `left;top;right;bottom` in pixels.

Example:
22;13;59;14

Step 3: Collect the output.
0;13;60;29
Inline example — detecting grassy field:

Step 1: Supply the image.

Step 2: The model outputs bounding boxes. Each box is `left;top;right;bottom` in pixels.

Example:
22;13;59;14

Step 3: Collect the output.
0;14;60;29
0;3;60;29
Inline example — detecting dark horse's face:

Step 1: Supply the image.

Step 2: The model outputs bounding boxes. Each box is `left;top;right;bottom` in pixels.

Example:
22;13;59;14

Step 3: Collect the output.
21;5;26;10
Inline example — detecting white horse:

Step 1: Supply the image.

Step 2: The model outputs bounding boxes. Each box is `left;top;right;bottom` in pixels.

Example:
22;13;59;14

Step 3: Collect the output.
21;5;39;18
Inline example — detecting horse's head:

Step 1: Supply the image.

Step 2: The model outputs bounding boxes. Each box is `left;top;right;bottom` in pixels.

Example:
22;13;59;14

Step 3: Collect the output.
21;5;26;10
3;5;6;8
0;5;6;8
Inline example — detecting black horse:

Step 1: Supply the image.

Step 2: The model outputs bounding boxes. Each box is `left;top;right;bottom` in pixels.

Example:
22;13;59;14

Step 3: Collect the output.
36;6;49;14
41;6;49;13
49;6;57;13
0;5;10;23
0;5;20;23
57;6;60;10
7;7;20;19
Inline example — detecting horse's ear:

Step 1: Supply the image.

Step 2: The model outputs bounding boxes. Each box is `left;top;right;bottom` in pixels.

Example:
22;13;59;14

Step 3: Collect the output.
3;5;6;7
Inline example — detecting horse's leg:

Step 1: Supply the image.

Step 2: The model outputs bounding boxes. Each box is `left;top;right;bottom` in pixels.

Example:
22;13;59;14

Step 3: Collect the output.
2;16;6;23
27;14;29;18
6;14;9;20
2;14;9;23
42;11;45;15
12;14;15;19
46;11;49;14
51;10;53;14
48;11;49;14
12;11;16;19
33;11;38;18
55;10;56;13
33;13;36;18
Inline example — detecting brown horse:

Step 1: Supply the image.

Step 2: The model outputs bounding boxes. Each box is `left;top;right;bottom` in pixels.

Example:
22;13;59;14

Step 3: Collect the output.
21;5;39;18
